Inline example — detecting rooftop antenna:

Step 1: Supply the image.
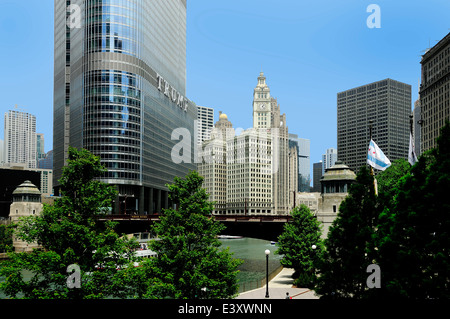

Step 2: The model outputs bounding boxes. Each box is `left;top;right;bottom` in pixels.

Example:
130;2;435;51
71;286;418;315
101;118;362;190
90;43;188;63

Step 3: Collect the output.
12;104;28;113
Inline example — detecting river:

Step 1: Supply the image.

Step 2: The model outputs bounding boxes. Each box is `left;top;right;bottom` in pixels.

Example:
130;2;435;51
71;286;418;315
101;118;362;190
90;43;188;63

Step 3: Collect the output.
0;237;281;298
219;237;282;293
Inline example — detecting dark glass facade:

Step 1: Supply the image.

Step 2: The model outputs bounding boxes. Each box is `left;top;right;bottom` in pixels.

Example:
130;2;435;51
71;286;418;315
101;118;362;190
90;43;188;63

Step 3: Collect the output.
54;0;196;214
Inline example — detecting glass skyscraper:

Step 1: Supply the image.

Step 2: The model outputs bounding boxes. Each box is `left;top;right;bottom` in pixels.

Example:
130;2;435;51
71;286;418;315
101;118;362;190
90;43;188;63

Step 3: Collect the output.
54;0;197;214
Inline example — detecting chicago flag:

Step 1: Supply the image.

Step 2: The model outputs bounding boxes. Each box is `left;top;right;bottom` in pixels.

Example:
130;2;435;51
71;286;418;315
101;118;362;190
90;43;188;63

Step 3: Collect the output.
367;139;391;171
408;132;418;166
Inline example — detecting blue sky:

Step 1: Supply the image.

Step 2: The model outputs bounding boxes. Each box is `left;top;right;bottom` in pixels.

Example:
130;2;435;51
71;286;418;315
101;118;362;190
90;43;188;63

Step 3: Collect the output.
1;0;449;183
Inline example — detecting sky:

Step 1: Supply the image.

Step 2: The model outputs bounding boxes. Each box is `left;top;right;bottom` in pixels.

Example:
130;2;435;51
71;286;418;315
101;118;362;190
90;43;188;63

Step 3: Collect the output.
0;0;449;184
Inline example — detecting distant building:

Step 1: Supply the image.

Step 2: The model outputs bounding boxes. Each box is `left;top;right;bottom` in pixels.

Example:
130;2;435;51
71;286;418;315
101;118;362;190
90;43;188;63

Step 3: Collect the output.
197;106;214;147
36;133;45;163
312;162;322;192
322;148;337;175
419;32;450;153
198;112;233;214
289;134;310;192
4;109;37;169
413;98;422;157
199;72;298;215
38;150;53;170
337;79;411;173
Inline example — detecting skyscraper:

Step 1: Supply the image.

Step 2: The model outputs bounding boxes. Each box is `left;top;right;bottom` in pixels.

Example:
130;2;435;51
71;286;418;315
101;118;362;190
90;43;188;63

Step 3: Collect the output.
4;109;37;169
197;106;214;147
322;148;337;175
419;32;450;153
54;1;196;214
337;79;411;173
289;134;311;192
312;162;322;193
199;72;297;215
36;133;45;163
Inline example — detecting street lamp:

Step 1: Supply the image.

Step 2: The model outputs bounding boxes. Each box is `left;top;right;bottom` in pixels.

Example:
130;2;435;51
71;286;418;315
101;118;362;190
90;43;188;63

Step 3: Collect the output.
265;249;270;298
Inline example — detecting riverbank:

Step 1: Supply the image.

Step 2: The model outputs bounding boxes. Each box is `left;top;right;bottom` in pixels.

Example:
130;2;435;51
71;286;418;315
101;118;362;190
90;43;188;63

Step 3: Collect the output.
236;268;319;299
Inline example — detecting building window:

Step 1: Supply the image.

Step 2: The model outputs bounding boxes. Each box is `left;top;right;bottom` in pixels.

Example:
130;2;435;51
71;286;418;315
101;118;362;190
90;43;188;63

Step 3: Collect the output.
333;205;337;213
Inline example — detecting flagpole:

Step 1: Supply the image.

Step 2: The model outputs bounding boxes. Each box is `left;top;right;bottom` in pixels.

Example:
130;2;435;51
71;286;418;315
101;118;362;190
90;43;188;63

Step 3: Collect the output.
369;120;377;195
409;114;413;136
369;120;374;176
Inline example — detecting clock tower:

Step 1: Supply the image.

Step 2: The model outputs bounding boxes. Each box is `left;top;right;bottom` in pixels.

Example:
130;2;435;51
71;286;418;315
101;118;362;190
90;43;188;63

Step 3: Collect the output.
253;71;271;129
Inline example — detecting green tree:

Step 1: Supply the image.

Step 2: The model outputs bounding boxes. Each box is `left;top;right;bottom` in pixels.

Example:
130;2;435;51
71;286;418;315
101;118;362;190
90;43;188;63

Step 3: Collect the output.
0;147;139;299
275;204;323;288
376;121;450;299
143;171;242;299
314;166;379;299
376;158;411;208
0;224;13;253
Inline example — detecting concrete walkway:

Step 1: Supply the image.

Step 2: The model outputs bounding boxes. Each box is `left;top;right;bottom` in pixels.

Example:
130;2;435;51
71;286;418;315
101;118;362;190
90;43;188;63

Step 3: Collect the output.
236;268;319;299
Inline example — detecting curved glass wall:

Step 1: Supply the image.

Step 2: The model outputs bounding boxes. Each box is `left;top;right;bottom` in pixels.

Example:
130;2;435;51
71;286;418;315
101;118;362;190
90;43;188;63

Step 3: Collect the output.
84;70;142;181
55;0;192;213
84;0;142;183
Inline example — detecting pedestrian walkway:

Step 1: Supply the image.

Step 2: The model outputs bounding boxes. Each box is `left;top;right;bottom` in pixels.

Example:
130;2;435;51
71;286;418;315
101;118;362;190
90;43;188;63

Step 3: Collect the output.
236;268;319;299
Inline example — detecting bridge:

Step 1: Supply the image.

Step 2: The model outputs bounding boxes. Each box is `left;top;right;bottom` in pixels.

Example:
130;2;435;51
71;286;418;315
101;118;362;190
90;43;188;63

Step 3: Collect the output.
100;214;292;241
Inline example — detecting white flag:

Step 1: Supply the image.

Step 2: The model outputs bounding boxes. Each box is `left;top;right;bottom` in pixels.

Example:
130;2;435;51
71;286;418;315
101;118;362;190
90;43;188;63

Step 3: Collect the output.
367;139;391;171
408;132;418;166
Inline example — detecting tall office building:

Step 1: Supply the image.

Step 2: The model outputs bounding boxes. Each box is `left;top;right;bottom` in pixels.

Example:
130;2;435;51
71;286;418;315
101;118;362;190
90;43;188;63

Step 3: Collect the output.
4;110;37;169
199;72;297;215
289;134;310;192
36;133;45;163
322;148;337;175
312;162;322;192
198;112;233;214
337;79;411;173
197;106;214;147
419;32;450;153
54;0;196;214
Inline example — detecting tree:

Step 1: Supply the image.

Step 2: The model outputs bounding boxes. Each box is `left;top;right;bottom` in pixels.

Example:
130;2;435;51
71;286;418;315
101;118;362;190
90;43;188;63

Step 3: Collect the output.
376;121;450;299
314;166;379;299
0;147;139;299
376;158;411;208
0;224;13;253
142;170;242;299
275;204;323;288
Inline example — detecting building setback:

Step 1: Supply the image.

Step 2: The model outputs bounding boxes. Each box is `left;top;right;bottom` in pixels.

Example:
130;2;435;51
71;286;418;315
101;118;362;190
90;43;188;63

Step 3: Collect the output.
337;79;411;173
419;32;450;153
53;0;196;214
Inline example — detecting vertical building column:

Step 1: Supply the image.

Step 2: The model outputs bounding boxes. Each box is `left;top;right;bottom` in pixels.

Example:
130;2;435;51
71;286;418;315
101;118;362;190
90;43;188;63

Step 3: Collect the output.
157;189;161;213
139;186;145;214
164;190;169;210
114;185;120;214
147;187;153;214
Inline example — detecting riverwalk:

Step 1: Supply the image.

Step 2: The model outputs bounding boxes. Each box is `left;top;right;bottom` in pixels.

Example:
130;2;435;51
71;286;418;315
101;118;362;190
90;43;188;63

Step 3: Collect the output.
236;268;319;299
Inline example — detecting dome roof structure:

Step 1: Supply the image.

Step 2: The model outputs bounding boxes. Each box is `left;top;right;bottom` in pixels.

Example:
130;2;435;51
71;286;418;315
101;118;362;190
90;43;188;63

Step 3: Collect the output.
12;180;41;196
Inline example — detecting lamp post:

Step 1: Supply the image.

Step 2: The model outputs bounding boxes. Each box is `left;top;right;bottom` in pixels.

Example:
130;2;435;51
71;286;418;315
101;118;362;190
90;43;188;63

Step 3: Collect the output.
265;249;270;298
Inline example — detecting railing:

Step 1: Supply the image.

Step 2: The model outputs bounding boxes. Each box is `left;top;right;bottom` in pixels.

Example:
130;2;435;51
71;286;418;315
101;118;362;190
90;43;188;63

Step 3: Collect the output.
99;214;292;223
238;265;284;293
